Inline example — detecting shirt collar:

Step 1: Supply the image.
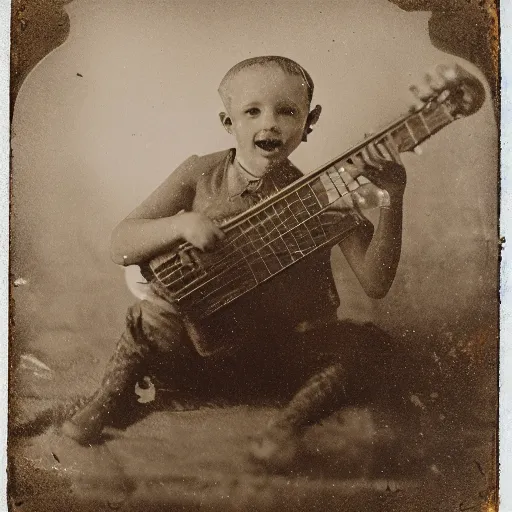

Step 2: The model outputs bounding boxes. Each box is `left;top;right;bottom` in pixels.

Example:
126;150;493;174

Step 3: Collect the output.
225;149;297;199
226;150;265;198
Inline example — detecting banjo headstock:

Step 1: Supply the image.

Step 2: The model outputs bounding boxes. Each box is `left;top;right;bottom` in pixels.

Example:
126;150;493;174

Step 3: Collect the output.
424;64;486;119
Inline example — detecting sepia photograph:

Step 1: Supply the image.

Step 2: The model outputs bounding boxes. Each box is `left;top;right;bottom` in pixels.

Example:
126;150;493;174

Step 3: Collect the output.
8;0;499;510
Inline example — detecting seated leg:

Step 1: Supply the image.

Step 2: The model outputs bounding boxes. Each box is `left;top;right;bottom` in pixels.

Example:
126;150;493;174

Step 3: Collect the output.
62;286;193;445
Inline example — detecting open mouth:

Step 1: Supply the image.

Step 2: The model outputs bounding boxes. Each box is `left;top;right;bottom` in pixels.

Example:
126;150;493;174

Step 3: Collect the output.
254;139;283;152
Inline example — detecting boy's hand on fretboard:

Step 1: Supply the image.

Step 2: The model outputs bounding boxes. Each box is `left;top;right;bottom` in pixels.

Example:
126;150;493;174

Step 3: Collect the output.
348;138;407;208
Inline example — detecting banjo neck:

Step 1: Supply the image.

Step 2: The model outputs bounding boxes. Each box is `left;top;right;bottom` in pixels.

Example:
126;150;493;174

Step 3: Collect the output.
216;93;458;236
138;75;484;326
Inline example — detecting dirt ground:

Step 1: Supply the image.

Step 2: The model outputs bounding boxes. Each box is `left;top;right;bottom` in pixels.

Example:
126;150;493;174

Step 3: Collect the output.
9;363;496;512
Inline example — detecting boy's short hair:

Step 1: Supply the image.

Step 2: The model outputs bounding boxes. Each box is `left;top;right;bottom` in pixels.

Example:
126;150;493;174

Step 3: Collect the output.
218;56;314;108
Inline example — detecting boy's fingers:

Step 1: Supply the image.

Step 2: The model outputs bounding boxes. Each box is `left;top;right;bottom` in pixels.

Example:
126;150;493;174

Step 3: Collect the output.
358;149;373;169
350;154;381;183
436;63;458;82
213;225;225;239
361;146;387;170
358;169;383;189
339;161;360;181
376;142;392;160
348;154;366;174
409;84;431;102
366;144;386;166
380;137;404;164
425;71;446;92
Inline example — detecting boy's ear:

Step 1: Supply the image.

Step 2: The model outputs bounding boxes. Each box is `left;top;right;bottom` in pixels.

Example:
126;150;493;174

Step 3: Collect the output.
219;112;233;134
302;104;322;142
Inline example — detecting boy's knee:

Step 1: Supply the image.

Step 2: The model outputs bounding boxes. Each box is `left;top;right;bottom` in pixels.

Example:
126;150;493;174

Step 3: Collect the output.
125;300;187;352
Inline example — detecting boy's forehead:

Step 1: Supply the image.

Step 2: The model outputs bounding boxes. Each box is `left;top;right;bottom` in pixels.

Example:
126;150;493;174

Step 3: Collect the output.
225;65;309;106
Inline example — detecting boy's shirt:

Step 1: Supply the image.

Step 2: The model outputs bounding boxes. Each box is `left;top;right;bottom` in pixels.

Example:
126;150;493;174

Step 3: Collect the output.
191;148;305;222
142;149;353;335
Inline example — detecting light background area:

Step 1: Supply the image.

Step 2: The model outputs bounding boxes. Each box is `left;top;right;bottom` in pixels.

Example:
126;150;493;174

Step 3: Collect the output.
8;0;498;457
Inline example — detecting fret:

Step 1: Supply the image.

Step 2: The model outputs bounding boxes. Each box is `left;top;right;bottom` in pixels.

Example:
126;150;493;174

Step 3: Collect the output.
268;237;295;267
390;126;413;152
418;104;454;139
280;195;314;254
280;195;302;227
203;224;268;287
234;223;288;282
293;221;319;252
325;167;350;200
320;174;339;202
237;249;260;286
404;120;419;145
257;243;284;275
386;102;454;153
194;262;253;308
297;186;322;215
418;111;431;135
247;216;268;250
407;114;430;142
248;256;272;281
280;230;306;259
306;216;328;244
287;192;310;222
160;264;204;288
339;165;360;192
237;229;271;279
307;183;324;208
261;209;298;267
269;202;298;235
253;215;275;244
229;224;257;258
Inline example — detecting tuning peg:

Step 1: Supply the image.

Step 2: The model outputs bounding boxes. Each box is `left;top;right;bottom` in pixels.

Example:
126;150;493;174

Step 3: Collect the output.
437;89;450;102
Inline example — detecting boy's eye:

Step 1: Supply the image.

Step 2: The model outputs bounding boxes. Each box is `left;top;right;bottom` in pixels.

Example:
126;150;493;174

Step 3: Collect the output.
279;107;297;116
245;108;260;116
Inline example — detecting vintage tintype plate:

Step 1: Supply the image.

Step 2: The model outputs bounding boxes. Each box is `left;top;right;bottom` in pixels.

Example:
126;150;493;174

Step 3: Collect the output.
7;1;499;510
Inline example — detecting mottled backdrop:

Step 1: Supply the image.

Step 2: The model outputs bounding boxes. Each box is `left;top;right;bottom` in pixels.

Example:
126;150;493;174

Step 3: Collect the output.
10;0;497;422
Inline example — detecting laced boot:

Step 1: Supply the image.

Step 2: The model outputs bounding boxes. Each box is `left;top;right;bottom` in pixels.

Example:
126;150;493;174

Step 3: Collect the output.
249;363;347;471
61;345;142;445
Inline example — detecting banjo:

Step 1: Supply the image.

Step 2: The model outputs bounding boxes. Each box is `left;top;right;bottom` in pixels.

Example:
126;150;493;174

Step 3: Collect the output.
126;68;485;356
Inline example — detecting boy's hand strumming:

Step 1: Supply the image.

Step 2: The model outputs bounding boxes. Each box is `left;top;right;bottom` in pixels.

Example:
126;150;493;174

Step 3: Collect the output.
174;212;225;251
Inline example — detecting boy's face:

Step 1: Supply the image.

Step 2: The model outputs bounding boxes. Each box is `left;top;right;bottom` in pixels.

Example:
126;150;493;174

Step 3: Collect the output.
220;65;316;171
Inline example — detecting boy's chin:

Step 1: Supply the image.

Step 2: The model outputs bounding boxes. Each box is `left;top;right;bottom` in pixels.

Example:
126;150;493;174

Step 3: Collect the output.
254;148;289;164
237;147;290;171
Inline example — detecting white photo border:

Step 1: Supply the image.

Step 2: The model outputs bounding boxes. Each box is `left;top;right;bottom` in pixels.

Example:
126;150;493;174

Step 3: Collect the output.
1;0;9;509
500;1;510;510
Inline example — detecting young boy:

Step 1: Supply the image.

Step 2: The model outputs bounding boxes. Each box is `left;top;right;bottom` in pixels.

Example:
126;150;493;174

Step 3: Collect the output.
61;56;465;468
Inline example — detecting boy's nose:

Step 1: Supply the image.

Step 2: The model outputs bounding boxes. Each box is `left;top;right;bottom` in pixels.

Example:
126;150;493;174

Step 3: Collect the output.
260;111;279;131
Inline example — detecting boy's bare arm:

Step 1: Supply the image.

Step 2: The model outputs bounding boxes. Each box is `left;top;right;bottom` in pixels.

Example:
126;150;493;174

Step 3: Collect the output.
338;142;406;299
111;156;224;266
339;63;486;298
339;198;403;299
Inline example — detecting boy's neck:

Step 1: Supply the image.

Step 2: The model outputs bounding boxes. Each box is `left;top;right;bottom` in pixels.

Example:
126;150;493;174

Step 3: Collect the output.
234;157;265;180
235;151;279;179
